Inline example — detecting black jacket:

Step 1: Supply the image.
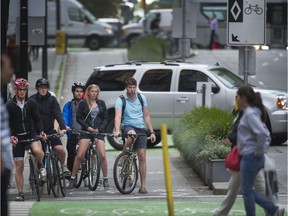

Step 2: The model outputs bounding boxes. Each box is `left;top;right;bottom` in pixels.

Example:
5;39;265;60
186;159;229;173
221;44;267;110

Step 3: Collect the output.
30;92;66;133
6;96;43;135
77;99;108;132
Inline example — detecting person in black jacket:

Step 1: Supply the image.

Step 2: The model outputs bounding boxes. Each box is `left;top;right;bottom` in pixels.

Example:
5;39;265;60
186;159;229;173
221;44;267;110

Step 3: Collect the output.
30;78;70;175
6;78;45;201
69;84;109;189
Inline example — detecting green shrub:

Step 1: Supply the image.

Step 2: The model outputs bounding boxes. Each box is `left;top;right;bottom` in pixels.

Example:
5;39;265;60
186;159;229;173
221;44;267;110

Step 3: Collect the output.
173;106;234;163
128;35;170;62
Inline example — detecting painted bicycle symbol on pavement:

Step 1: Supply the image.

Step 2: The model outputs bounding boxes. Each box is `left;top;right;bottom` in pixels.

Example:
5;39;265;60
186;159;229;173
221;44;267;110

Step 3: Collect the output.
244;4;263;15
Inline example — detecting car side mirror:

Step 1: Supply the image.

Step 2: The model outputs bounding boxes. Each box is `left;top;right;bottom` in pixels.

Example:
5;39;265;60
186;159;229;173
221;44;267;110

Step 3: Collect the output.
212;85;220;94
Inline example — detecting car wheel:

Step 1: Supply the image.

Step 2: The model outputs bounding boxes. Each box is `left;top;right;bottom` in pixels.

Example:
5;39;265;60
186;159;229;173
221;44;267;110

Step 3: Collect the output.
106;120;124;150
87;36;101;50
271;136;287;145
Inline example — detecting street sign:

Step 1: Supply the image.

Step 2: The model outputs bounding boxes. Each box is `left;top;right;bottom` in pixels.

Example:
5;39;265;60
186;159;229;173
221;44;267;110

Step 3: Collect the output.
227;0;266;46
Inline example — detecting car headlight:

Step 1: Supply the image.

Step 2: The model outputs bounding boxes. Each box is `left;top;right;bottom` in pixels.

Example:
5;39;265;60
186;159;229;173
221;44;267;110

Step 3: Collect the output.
104;27;113;35
276;95;287;110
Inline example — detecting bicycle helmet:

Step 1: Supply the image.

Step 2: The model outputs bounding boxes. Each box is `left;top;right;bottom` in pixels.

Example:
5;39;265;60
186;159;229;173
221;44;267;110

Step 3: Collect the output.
35;78;49;88
13;78;29;88
71;82;85;92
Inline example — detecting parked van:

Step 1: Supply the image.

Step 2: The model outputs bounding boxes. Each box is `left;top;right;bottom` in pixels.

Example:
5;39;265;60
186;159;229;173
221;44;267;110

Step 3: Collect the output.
122;9;173;44
7;0;114;50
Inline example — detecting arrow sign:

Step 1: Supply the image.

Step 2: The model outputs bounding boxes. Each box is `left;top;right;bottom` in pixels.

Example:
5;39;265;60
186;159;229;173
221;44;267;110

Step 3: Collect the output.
227;0;266;46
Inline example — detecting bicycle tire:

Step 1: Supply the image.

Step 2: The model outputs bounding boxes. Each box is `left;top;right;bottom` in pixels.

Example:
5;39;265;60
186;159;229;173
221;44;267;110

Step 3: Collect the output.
29;157;41;201
50;156;60;198
113;152;138;194
75;162;85;188
56;160;67;197
45;155;52;195
88;149;101;191
244;7;252;15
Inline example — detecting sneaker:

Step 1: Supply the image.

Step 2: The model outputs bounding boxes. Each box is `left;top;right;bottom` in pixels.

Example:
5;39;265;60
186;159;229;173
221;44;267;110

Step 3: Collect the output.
103;179;109;188
138;187;148;194
15;192;25;201
61;165;71;176
39;168;47;181
274;207;285;216
69;178;76;189
84;178;89;187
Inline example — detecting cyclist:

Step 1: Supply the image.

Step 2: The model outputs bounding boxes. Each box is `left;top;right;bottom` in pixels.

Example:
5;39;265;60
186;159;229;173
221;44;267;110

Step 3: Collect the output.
6;78;46;201
62;82;84;173
30;78;70;175
69;84;109;189
113;77;156;194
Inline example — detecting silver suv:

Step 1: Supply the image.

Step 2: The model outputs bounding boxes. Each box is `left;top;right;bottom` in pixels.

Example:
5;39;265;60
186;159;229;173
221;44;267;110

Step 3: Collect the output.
85;61;287;150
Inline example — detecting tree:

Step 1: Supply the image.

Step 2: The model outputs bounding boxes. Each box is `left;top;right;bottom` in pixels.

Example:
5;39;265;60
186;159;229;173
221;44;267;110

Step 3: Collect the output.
79;0;123;18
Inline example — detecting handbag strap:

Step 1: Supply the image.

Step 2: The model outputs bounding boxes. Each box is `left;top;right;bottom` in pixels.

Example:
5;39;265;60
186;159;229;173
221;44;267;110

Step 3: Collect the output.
84;103;96;122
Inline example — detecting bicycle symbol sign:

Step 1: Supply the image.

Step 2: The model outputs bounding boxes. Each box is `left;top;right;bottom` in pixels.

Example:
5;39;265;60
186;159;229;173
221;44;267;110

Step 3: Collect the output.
227;0;266;45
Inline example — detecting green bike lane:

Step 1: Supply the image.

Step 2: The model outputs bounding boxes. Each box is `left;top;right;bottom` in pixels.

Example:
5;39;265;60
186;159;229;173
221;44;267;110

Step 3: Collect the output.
27;198;287;216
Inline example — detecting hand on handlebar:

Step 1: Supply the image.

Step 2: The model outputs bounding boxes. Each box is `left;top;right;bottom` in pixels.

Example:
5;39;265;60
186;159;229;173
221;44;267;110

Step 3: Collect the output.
59;129;66;137
40;131;48;140
113;131;121;138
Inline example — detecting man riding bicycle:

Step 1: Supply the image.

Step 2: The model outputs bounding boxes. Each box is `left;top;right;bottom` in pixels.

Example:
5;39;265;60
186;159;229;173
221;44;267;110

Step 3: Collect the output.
30;78;70;175
113;77;156;194
6;78;46;201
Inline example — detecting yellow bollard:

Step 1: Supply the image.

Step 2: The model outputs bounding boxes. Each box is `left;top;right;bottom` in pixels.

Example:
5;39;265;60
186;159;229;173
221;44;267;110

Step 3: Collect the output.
161;124;174;216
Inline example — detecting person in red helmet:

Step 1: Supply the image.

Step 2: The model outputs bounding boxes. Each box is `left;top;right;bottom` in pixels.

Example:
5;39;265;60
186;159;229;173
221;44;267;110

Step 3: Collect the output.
6;78;46;201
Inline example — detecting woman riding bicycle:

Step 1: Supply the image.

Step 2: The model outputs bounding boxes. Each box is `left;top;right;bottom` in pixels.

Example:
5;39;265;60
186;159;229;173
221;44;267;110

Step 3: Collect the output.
69;84;109;189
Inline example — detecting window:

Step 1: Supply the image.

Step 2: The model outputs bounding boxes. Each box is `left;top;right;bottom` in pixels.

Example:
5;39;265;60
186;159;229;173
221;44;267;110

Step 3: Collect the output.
85;69;136;91
209;68;244;88
68;7;85;22
139;70;172;92
201;3;227;22
178;70;211;92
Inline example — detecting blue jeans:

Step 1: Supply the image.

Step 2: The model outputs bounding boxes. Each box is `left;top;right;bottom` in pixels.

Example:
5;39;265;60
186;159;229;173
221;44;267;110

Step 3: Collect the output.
240;153;277;216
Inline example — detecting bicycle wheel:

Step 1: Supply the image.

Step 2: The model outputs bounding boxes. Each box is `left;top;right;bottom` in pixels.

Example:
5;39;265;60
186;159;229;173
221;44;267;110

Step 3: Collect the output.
50;156;60;198
75;162;85;188
113;152;138;194
56;160;67;197
45;155;52;195
88;149;100;191
29;157;41;201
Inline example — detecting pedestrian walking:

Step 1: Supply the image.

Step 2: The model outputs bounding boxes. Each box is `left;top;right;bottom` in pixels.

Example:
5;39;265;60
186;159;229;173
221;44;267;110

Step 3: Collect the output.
209;14;218;49
6;78;46;202
113;77;156;194
30;78;70;175
236;84;284;216
62;82;84;172
212;111;267;216
1;55;14;215
69;84;109;189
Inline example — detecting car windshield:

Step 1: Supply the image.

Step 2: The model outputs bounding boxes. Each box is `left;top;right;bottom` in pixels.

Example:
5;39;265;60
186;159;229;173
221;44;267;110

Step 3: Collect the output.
82;7;96;21
209;67;244;88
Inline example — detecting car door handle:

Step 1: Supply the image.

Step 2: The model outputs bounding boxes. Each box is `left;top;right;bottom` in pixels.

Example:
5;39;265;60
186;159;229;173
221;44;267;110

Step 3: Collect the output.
177;97;189;102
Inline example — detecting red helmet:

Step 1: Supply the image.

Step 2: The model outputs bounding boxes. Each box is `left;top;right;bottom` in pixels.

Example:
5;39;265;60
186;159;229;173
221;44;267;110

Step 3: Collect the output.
13;78;29;88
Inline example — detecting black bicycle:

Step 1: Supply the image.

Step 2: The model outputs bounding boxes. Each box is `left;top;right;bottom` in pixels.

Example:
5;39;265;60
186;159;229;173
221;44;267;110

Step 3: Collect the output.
17;137;43;201
113;133;146;194
71;129;112;191
43;133;67;197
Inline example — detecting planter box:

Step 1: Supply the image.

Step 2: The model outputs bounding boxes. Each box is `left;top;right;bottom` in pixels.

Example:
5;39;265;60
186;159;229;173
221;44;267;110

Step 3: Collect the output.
190;159;231;189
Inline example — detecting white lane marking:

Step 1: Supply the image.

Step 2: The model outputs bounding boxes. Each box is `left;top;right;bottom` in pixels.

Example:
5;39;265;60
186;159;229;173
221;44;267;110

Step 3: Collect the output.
258;81;264;86
273;58;279;62
262;62;269;66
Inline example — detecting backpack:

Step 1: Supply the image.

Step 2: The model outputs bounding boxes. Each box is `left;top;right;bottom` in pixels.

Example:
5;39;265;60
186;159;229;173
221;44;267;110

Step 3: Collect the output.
119;93;144;121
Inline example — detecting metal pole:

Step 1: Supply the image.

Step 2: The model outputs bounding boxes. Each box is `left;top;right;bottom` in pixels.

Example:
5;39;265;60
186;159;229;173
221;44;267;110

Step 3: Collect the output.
56;0;61;30
143;0;147;35
181;0;186;62
244;46;249;84
42;0;48;79
19;0;28;80
202;84;206;107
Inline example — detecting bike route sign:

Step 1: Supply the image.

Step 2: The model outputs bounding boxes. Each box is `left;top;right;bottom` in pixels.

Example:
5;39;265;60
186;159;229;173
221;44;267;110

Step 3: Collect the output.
227;0;266;45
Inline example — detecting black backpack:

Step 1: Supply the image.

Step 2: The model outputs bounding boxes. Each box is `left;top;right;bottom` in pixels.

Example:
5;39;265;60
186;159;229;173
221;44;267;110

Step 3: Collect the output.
119;93;144;121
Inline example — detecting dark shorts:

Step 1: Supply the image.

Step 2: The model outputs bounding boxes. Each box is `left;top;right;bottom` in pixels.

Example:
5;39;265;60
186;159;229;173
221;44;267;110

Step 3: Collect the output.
45;130;63;147
13;131;37;160
79;133;104;141
122;125;147;149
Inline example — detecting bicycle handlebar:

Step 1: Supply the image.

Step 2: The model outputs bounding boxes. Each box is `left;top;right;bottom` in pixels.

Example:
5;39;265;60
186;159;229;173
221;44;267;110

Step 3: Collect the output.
68;128;114;137
16;132;61;144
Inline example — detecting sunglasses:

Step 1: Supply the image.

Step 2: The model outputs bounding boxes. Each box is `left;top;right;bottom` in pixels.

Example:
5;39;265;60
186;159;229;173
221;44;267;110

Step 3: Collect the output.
17;88;27;92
